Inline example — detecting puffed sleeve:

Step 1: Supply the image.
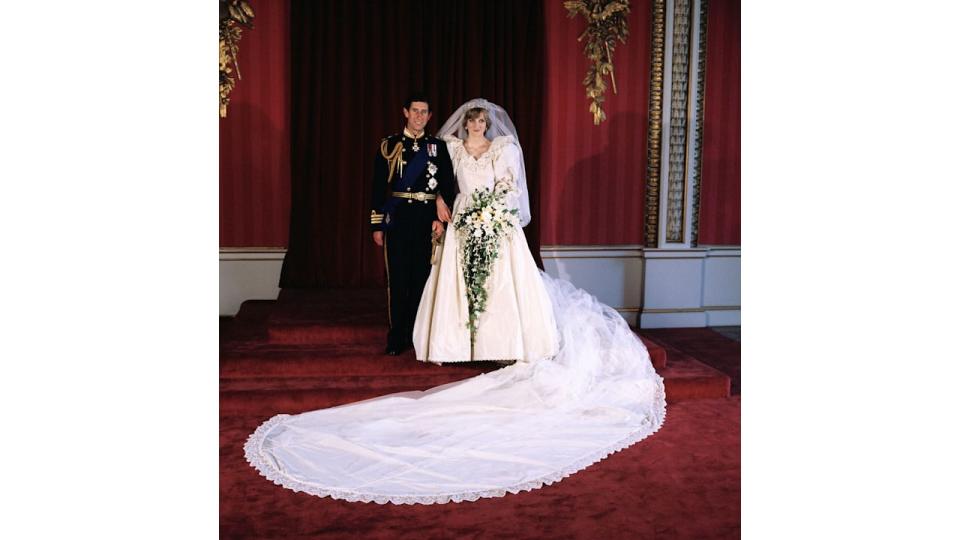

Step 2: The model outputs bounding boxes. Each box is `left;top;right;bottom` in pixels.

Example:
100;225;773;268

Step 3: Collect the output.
491;136;531;227
493;139;523;200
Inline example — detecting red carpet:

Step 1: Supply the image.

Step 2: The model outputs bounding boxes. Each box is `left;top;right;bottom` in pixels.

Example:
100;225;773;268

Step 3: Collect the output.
220;290;740;539
639;328;741;395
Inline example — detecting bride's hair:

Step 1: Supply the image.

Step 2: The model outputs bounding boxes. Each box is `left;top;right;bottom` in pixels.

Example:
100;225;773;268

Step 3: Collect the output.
461;107;490;134
438;99;531;226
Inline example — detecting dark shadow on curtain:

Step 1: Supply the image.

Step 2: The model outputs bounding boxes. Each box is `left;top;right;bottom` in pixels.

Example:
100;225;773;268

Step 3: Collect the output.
280;0;546;288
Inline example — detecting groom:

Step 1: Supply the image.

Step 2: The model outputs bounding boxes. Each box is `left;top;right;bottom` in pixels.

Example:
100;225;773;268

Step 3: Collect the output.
370;93;455;355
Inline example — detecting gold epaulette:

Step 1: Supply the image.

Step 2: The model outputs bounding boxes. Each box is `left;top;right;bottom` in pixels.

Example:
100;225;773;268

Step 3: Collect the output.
380;138;404;183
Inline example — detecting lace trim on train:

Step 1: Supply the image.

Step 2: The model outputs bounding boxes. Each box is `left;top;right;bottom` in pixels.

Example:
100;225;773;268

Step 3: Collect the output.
243;377;666;506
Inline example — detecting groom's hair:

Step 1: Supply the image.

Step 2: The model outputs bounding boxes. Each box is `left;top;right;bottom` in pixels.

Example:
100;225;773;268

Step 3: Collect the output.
403;92;430;111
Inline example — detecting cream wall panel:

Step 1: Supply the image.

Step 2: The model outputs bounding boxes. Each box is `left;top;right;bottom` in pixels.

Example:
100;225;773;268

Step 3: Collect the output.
706;309;740;326
218;246;740;329
219;250;285;316
541;248;644;312
643;255;706;309
639;311;708;328
703;248;741;307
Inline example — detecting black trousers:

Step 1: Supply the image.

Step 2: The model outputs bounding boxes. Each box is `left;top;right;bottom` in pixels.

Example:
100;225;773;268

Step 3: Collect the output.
384;202;435;348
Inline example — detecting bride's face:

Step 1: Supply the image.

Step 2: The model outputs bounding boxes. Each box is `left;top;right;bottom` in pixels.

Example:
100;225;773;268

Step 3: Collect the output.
466;115;487;137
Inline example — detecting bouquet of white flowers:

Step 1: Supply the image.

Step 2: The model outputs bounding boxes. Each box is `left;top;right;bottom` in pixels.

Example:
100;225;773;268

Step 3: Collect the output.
453;180;520;344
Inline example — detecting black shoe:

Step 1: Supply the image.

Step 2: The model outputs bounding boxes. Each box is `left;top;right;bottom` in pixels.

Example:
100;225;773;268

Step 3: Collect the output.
387;341;414;356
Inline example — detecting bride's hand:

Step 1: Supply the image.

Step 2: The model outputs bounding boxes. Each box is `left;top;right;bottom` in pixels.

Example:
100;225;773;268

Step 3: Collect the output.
494;176;516;193
436;196;452;223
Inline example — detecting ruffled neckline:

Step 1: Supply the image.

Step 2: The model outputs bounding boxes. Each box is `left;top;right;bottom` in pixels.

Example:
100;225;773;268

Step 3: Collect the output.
446;136;516;163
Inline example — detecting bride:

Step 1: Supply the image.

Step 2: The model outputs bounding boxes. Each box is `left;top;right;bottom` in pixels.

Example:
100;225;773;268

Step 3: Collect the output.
412;100;558;363
245;99;666;505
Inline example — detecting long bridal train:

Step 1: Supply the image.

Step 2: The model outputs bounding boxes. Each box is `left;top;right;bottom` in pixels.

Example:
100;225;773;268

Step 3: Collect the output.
244;271;666;505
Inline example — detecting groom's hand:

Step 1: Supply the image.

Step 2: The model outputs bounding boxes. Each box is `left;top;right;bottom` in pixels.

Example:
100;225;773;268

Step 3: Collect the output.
431;220;444;239
436;196;452;223
373;231;384;246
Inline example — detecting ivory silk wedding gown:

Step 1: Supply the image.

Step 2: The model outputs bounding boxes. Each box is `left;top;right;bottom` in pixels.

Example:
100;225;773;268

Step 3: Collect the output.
412;135;558;363
244;99;666;504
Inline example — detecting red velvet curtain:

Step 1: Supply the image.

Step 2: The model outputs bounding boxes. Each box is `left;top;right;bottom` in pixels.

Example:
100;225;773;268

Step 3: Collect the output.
279;0;545;288
540;0;652;246
219;0;291;248
698;0;740;245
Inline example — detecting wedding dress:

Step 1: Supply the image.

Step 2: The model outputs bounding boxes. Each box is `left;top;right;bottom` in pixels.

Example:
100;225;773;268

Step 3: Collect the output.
244;99;666;504
412;134;558;363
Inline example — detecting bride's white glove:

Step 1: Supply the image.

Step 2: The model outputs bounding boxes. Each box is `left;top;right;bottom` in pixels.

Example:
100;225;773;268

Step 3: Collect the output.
494;176;516;193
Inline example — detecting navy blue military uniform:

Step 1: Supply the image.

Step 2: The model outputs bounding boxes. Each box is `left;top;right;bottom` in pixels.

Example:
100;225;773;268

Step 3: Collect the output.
371;128;455;352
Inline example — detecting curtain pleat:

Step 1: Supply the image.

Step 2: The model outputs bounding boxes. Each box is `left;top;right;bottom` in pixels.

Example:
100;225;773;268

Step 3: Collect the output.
539;0;652;246
281;0;545;287
698;0;741;246
219;0;291;248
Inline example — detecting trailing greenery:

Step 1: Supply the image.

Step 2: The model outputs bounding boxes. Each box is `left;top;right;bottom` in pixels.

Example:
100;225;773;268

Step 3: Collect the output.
454;181;520;344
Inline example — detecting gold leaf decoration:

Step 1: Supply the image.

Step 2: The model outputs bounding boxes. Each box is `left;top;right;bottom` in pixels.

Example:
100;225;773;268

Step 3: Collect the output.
219;0;255;118
563;0;631;125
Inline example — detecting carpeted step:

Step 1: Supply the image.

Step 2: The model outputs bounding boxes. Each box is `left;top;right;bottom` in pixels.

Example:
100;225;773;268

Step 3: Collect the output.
640;327;740;395
265;289;388;344
220;385;452;417
642;338;668;370
221;372;485;392
266;312;386;344
234;299;278;323
222;340;381;355
657;352;731;402
220;344;493;380
221;300;277;344
241;336;667;373
220;361;725;419
266;318;668;369
265;290;671;371
273;288;386;316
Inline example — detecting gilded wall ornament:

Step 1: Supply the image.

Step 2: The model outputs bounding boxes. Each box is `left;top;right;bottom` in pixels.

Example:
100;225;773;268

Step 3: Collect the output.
691;0;709;247
644;0;666;248
563;0;632;125
219;0;255;118
665;0;692;243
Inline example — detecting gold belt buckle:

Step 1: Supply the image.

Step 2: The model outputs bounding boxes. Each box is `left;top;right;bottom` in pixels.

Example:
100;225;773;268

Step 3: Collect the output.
414;192;426;201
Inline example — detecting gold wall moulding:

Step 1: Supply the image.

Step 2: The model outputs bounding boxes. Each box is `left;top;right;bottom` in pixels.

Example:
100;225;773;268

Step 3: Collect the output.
644;0;666;248
691;0;709;246
220;0;256;118
564;0;632;125
665;0;692;243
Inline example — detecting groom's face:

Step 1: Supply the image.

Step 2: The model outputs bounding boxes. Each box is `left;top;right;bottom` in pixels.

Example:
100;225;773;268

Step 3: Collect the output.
403;101;431;133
